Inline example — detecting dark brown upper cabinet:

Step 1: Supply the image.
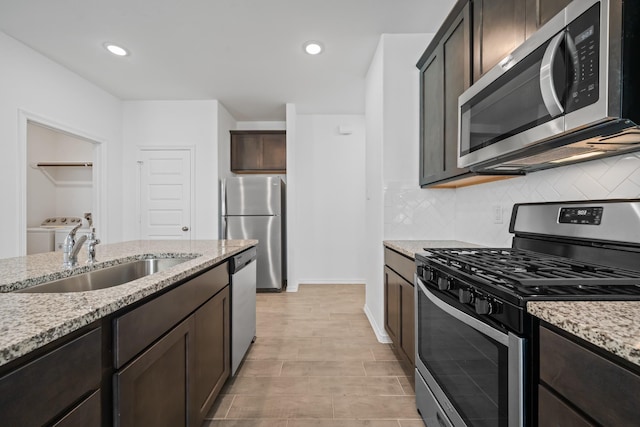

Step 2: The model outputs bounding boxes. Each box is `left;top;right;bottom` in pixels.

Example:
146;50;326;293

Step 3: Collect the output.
473;0;572;81
472;0;526;82
418;1;473;187
231;130;286;174
525;0;572;38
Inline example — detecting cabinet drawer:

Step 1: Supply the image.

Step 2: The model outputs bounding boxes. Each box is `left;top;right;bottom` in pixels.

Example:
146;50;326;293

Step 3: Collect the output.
53;389;101;427
539;326;640;426
384;248;414;284
0;327;101;426
537;385;594;427
115;262;228;368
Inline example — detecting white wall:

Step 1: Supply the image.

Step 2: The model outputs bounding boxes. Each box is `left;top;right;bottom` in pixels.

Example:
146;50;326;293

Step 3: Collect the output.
285;104;298;291
236;121;286;131
292;114;366;286
122;100;220;240
0;31;122;258
364;38;386;340
216;103;238;181
364;34;439;342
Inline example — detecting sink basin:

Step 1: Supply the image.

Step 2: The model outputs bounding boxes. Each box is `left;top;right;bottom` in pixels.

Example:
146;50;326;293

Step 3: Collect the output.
17;257;193;293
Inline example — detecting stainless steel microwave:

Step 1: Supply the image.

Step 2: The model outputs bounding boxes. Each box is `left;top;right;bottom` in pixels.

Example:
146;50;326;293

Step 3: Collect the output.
458;0;640;173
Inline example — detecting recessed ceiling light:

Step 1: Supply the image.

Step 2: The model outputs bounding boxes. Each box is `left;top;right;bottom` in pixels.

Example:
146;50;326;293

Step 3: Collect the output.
104;43;129;57
303;41;323;55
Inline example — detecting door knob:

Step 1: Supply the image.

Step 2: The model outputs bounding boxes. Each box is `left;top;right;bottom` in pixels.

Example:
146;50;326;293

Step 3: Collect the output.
182;226;189;231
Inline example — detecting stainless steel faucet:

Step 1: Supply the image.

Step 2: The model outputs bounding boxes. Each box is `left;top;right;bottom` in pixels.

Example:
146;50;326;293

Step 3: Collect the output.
62;223;87;269
86;228;100;264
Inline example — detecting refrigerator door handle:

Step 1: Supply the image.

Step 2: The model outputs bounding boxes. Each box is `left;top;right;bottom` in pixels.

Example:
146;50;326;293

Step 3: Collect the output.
221;216;227;239
221;179;227;216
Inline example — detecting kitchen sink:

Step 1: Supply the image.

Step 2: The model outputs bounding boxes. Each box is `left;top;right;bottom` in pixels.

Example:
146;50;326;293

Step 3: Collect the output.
17;257;193;293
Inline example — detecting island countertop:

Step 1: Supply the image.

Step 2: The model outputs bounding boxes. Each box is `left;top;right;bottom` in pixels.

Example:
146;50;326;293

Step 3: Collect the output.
0;239;257;367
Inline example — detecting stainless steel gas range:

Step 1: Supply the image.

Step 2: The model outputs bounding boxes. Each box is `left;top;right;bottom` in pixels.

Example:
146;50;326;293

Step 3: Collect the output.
414;199;640;427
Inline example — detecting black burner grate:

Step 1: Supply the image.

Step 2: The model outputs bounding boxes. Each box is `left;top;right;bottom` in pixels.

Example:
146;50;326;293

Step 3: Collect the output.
423;248;640;296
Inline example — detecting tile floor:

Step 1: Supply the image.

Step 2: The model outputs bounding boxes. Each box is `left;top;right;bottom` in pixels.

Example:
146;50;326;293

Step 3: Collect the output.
202;284;424;427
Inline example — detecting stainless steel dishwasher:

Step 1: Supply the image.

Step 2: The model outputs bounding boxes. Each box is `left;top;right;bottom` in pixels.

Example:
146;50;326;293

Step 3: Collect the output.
230;247;257;375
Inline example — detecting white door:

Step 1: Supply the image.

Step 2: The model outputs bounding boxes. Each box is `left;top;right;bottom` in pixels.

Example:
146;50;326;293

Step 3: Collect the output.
138;149;192;240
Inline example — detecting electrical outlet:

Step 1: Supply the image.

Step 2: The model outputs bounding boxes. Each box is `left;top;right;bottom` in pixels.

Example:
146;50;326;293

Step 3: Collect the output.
493;205;503;224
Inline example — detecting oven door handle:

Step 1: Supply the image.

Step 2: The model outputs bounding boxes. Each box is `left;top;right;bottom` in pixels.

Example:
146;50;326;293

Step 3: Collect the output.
416;276;509;346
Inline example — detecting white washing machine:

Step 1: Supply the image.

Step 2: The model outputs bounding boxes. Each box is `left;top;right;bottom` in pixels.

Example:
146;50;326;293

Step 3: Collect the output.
26;228;54;254
27;216;88;254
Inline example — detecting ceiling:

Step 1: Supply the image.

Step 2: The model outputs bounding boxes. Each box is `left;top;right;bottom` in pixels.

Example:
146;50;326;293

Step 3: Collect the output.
0;0;454;121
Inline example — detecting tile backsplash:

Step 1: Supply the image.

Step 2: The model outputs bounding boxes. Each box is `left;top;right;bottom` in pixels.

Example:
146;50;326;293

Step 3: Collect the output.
384;152;640;247
384;181;455;240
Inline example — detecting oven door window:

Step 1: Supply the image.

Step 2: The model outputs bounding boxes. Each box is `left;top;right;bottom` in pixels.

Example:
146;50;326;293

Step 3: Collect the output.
418;288;509;426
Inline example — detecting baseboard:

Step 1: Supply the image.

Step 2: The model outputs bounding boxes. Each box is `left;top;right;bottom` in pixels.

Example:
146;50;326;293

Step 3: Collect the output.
285;283;299;292
363;303;392;344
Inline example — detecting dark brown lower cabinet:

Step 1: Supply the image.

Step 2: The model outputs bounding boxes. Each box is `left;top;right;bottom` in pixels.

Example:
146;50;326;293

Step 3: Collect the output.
115;318;194;427
0;327;101;427
384;266;401;346
383;247;415;367
114;263;231;427
1;260;233;426
538;325;640;426
400;280;415;366
194;286;231;423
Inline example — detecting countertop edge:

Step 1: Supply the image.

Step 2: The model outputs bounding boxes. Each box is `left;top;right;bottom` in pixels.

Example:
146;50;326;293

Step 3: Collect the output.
383;240;483;259
527;301;640;368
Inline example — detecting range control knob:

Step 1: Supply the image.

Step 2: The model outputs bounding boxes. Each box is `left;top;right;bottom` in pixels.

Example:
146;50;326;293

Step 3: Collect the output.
459;288;474;304
417;265;425;278
437;276;452;291
426;267;435;282
475;297;494;315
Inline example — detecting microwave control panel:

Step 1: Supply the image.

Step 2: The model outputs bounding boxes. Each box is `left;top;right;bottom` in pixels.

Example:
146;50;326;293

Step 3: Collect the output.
565;3;600;114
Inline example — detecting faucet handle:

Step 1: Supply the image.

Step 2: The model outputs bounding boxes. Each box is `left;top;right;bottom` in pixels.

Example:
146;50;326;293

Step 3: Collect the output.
86;228;100;265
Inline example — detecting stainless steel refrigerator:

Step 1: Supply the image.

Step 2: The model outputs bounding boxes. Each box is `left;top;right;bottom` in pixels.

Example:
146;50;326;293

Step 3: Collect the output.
221;176;286;291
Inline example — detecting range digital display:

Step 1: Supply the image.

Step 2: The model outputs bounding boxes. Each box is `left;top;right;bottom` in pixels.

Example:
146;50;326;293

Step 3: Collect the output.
558;206;603;225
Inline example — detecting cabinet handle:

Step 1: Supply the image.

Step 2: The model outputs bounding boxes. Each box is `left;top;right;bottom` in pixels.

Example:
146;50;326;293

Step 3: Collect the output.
182;226;189;232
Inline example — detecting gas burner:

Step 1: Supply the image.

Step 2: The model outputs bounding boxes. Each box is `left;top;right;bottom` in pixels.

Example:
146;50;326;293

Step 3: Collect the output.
421;247;640;300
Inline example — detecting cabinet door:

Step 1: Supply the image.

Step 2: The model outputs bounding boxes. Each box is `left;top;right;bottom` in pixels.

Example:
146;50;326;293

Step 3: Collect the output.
419;47;445;186
384;266;401;346
525;0;571;38
473;0;526;81
442;4;471;177
193;286;231;425
114;317;195;427
400;280;415;366
419;3;473;187
231;133;261;171
261;133;286;170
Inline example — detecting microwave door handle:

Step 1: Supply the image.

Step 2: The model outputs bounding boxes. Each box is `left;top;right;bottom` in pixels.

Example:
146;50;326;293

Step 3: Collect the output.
539;31;565;118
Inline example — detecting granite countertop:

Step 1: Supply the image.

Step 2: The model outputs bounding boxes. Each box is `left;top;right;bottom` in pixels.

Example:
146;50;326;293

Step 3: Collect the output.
384;240;482;259
0;239;257;367
528;301;640;367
